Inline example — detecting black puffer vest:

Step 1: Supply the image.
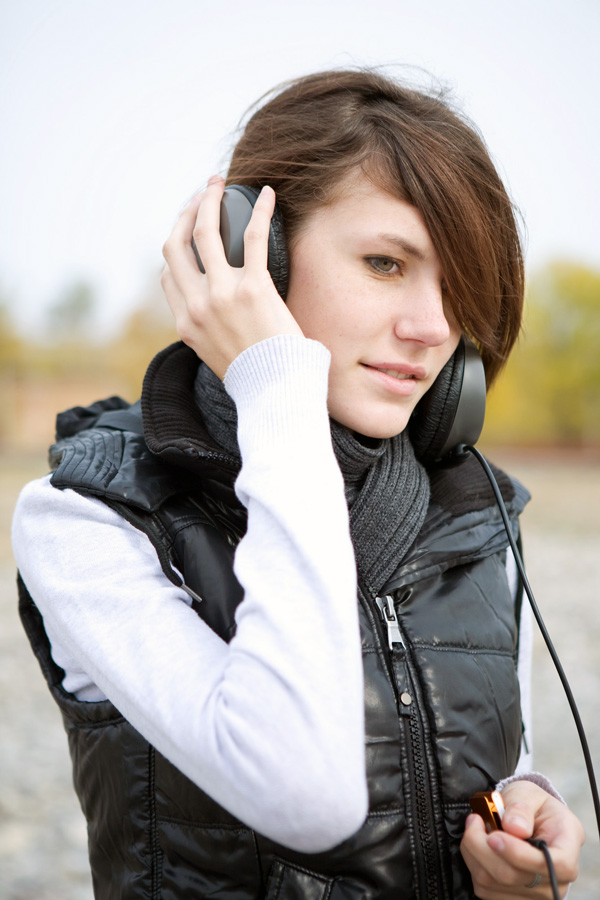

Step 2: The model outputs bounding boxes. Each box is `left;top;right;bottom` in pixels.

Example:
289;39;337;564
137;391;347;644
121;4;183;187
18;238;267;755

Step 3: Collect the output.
19;343;528;900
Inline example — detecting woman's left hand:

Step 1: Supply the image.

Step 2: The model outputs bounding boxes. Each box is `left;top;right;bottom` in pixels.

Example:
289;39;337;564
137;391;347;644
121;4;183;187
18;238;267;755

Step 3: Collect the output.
460;780;584;898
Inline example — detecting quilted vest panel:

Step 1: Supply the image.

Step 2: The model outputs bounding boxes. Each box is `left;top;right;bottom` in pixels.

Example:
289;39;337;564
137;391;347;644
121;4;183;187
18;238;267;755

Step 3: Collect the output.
18;403;525;899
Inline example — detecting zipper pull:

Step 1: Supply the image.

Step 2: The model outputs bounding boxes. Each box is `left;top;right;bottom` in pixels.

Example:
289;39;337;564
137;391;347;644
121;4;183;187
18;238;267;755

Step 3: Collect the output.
375;595;405;650
180;582;204;605
167;551;204;606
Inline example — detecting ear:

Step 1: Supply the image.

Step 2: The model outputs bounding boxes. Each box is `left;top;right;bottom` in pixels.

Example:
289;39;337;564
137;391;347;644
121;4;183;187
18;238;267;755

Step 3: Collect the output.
409;337;486;466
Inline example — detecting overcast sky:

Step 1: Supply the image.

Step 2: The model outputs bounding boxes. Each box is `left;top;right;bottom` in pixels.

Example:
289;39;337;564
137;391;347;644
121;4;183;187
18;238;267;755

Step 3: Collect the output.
1;0;599;336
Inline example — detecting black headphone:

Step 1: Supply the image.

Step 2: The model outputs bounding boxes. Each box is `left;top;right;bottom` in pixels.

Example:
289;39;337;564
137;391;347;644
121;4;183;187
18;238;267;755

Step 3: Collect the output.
192;184;487;467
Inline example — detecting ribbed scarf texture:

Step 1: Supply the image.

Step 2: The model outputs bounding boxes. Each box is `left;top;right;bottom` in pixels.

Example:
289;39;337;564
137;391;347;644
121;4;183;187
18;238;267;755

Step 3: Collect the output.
194;362;430;594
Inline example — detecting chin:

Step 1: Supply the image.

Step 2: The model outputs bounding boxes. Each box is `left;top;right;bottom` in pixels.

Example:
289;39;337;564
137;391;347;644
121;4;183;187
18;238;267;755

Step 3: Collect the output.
339;414;412;442
358;425;409;442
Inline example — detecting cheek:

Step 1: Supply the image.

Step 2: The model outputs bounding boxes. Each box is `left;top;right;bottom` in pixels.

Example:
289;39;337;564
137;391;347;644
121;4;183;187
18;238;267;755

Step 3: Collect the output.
448;327;462;360
286;269;345;342
430;338;461;386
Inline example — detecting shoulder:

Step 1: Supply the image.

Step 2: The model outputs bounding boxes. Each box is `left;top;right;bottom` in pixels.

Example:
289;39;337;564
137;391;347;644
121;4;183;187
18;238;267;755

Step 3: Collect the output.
383;454;529;591
12;473;156;586
50;424;179;514
13;473;123;526
48;392;198;514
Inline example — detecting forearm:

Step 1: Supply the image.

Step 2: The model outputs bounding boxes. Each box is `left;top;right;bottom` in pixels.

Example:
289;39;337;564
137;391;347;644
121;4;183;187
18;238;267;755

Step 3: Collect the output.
12;335;367;852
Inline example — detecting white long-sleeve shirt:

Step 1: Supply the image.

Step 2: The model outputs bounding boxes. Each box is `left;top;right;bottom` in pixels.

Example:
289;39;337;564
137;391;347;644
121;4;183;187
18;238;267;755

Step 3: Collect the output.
12;334;536;854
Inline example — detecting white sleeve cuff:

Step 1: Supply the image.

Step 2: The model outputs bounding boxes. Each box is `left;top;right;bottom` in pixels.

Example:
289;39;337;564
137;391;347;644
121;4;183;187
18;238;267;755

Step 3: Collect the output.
495;771;567;805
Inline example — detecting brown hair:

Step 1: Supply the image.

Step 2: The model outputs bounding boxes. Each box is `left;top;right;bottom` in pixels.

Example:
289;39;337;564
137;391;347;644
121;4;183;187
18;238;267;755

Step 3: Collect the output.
227;68;524;384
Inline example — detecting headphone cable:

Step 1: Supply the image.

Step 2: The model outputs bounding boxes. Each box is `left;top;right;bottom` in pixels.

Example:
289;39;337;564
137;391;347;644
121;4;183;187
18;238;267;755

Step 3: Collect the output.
466;445;600;842
527;838;560;899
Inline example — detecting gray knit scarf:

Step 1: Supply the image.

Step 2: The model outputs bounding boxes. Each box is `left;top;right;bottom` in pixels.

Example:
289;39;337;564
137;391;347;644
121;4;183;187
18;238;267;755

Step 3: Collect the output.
194;362;430;594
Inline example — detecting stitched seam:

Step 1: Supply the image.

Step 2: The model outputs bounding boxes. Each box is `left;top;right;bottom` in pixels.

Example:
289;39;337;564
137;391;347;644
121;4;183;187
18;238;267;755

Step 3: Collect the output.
148;746;163;899
271;857;334;884
272;862;284;899
366;808;403;818
68;716;126;730
251;829;265;893
157;817;251;831
411;644;514;657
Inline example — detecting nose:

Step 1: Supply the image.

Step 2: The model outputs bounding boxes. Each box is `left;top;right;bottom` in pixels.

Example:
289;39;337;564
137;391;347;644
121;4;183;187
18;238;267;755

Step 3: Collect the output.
393;277;451;347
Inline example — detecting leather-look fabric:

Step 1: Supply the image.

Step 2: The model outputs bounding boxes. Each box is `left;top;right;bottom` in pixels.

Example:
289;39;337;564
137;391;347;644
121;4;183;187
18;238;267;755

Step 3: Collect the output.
19;342;529;899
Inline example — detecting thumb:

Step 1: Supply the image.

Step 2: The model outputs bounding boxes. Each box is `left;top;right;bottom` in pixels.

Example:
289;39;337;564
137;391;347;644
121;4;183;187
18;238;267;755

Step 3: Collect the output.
500;783;540;839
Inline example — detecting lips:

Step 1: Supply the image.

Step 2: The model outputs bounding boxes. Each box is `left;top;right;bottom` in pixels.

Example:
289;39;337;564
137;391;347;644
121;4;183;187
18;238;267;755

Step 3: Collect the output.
363;362;427;381
375;368;414;381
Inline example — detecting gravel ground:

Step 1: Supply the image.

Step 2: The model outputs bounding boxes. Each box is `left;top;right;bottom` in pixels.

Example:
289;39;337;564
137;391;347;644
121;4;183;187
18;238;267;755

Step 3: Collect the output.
1;453;599;898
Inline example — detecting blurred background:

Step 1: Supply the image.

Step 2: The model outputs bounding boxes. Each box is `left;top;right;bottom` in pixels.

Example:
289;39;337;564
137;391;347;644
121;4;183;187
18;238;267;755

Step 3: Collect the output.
1;1;599;897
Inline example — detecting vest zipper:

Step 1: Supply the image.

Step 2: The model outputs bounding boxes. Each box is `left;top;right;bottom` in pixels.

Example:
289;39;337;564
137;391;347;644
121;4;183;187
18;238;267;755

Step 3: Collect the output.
375;593;447;900
375;594;405;651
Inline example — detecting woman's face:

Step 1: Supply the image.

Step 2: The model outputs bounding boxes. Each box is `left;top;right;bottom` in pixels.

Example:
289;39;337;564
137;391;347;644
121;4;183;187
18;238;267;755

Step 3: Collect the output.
285;172;461;439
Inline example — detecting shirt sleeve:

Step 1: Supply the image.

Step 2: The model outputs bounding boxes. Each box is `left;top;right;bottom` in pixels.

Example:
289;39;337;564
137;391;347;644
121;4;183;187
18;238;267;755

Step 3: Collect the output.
505;548;534;774
12;334;368;853
497;540;564;803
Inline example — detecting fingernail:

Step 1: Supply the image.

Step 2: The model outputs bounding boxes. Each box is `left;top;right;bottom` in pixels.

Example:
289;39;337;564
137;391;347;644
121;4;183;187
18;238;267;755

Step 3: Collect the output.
488;832;506;853
208;174;223;185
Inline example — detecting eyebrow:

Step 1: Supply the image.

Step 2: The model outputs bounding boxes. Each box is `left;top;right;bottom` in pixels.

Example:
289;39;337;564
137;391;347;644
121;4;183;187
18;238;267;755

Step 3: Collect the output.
376;233;427;262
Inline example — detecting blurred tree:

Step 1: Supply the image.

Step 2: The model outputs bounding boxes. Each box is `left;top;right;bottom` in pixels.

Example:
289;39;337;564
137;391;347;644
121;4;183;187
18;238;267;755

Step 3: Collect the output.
0;274;176;451
0;302;22;368
3;260;598;451
103;273;178;399
45;280;96;338
485;262;600;447
0;302;24;448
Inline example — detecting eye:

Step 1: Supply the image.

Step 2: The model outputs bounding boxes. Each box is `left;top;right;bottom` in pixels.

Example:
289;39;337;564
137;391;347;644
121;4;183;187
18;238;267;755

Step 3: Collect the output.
366;256;402;275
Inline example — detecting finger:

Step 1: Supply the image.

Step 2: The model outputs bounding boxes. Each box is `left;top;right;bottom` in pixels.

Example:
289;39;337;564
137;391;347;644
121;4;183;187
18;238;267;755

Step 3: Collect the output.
162;177;226;295
242;185;276;274
163;192;202;261
501;799;536;840
500;784;541;839
462;814;547;891
191;175;229;278
476;826;576;895
162;193;206;291
160;265;191;327
489;833;581;888
461;814;520;886
500;784;584;883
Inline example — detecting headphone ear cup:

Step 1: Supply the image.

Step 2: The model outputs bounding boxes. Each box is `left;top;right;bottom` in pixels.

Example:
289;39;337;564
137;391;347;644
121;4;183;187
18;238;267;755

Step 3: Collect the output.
409;337;486;466
226;185;289;299
265;199;289;299
410;348;463;464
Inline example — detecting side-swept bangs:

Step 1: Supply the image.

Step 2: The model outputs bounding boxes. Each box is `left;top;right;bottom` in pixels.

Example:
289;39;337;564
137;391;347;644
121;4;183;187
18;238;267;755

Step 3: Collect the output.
227;69;524;384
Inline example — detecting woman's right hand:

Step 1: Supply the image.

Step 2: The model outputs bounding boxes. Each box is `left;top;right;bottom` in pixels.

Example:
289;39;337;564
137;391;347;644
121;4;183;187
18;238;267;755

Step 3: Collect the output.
461;781;583;898
161;175;303;380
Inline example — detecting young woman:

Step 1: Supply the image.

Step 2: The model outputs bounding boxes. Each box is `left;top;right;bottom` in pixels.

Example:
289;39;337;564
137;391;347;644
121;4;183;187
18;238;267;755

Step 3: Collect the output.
13;69;583;899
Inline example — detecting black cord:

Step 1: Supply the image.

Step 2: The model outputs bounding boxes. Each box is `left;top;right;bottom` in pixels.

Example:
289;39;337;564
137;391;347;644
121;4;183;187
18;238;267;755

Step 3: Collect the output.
466;445;600;843
527;839;560;899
